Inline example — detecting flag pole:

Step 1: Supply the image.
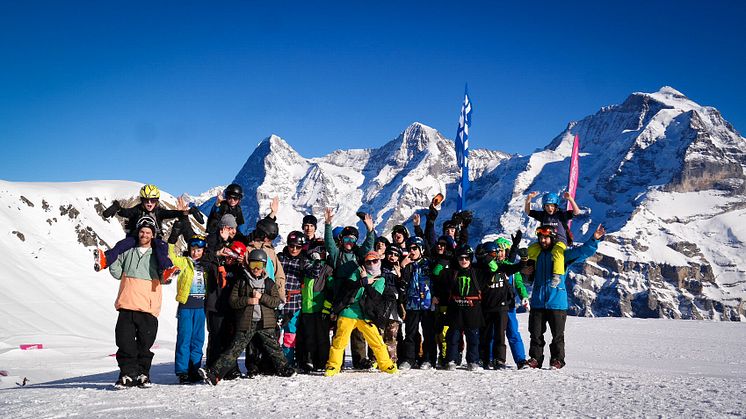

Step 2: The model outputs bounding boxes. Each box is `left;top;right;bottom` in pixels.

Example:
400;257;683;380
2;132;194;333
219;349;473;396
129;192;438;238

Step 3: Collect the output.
455;85;472;211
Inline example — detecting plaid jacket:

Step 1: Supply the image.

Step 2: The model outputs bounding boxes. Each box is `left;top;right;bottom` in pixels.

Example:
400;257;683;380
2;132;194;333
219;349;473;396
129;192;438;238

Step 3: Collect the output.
278;251;306;314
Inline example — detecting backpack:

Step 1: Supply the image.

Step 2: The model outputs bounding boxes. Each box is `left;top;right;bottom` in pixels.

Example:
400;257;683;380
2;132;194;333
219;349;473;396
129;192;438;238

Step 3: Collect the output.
359;279;398;329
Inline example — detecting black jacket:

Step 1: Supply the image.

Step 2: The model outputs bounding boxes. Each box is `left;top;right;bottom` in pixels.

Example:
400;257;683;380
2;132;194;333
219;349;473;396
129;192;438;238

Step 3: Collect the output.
207;202;245;234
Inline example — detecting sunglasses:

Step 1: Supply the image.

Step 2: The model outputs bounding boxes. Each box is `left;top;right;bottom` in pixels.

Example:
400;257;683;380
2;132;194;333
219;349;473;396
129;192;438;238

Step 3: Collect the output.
457;256;470;261
408;246;420;251
248;261;265;270
288;245;302;250
141;198;159;204
226;195;241;201
436;242;446;247
342;237;356;244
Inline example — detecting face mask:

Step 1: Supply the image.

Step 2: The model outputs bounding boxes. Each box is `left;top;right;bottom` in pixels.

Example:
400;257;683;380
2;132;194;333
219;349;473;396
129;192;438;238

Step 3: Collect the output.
366;263;381;277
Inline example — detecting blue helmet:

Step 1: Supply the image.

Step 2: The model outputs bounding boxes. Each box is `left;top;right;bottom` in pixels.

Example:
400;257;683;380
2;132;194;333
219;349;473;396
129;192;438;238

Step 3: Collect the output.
332;226;344;241
406;236;425;251
483;241;499;254
542;192;560;207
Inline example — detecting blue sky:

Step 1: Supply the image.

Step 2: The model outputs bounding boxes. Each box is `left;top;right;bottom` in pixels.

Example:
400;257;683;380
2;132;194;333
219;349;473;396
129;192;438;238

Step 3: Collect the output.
2;1;744;195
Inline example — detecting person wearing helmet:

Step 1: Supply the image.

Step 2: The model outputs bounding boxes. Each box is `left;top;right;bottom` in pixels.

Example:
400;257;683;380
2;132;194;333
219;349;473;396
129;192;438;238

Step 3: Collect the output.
204;240;246;379
278;231;308;364
206;183;245;235
524;224;605;370
494;236;531;369
245;197;285;302
108;215;167;389
95;184;187;284
323;207;377;370
200;249;295;385
442;244;483;371
429;234;456;368
324;251;398;377
477;239;528;370
397;236;437;370
168;234;219;383
524;191;582;279
295;238;333;372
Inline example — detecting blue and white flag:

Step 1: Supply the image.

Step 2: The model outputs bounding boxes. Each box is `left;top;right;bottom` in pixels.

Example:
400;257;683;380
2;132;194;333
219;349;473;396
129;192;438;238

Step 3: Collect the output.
455;86;472;211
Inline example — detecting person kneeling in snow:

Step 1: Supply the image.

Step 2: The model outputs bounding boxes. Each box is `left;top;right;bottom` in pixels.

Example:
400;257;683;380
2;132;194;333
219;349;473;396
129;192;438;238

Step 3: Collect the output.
108;216;169;389
524;224;605;370
200;249;295;385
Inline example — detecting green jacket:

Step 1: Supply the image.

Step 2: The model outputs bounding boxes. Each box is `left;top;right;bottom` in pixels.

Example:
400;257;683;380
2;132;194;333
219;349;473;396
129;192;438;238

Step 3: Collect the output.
301;262;334;314
497;259;528;300
324;223;376;281
339;270;385;320
109;247;159;281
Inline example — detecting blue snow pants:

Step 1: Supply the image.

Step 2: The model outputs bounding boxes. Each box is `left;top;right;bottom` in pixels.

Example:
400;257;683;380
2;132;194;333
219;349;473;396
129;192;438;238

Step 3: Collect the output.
175;307;206;375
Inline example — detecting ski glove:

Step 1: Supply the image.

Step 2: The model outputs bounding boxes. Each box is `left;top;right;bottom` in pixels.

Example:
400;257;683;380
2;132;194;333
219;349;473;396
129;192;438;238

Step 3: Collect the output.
102;200;121;218
551;274;562;288
488;259;498;273
189;206;205;224
521;298;530;311
432;264;444;276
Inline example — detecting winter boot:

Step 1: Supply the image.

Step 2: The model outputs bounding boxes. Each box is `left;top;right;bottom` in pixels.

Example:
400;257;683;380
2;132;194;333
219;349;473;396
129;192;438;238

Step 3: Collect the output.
466;362;481;371
113;375;135;389
324;366;339;377
93;249;107;272
383;364;399;374
550;359;565;370
278;366;296;377
419;361;432;370
516;360;530;370
199;368;220;386
526;358;540;369
446;361;457;371
177;373;190;384
135;374;152;388
398;361;412;370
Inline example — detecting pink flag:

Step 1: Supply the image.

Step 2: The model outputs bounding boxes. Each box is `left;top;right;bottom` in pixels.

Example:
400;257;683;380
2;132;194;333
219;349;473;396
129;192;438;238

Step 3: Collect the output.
566;134;580;228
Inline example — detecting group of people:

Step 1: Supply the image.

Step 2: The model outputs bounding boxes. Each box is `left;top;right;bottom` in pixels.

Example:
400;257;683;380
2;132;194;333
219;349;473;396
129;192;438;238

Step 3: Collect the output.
95;183;605;389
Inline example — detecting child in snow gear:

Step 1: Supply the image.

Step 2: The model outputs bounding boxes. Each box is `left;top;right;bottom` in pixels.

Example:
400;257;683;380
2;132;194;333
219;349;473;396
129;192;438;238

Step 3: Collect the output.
323;208;377;370
108;216;168;388
170;234;217;383
524;191;581;279
278;230;308;364
524;224;605;370
200;249;295;385
206;183;245;234
495;236;531;369
398;236;437;370
443;245;483;371
96;184;184;284
296;242;333;372
324;251;398;377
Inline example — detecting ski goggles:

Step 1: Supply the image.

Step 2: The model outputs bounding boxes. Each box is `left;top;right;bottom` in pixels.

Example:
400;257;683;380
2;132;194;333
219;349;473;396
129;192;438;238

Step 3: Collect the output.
342;236;356;244
188;235;207;248
248;261;265;270
226;194;241;201
535;226;556;238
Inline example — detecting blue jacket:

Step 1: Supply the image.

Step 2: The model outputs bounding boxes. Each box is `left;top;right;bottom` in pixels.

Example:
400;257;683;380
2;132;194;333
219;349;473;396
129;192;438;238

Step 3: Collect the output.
529;236;600;310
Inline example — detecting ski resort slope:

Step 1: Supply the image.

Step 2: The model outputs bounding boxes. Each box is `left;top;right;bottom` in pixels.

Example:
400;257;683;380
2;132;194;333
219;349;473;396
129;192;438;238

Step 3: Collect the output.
1;316;744;418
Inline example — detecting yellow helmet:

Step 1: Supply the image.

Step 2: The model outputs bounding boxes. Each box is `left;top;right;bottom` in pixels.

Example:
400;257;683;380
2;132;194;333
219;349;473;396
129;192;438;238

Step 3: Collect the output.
139;184;161;199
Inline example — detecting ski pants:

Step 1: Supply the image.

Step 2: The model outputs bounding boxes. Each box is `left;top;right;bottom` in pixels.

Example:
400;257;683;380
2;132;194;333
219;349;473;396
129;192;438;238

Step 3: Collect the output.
480;308;509;365
115;309;158;378
350;328;368;367
326;316;394;373
281;311;300;364
205;311;235;369
213;322;288;378
446;327;479;364
403;309;436;366
296;312;331;370
175;306;206;375
506;308;527;364
106;236;172;272
382;320;400;364
528;308;567;367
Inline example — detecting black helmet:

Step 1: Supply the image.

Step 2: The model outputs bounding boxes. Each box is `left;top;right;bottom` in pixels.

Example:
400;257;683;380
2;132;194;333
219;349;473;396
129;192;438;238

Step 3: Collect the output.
256;218;279;240
136;216;157;234
385;246;403;258
391;224;410;240
287;230;307;247
341;226;359;241
455;244;474;261
443;220;457;232
248;249;268;264
225;183;243;199
475;243;486;260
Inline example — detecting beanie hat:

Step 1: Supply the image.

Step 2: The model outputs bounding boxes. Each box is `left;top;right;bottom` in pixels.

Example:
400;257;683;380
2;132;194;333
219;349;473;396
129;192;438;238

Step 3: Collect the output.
219;214;238;229
302;214;318;226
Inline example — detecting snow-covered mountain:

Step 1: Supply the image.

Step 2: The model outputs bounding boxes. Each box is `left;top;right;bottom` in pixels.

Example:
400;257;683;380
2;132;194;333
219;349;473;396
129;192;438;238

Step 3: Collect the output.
1;87;743;322
199;87;745;321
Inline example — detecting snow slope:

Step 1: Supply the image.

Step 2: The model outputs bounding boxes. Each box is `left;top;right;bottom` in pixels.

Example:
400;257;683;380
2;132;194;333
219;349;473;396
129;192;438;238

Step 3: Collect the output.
1;316;744;417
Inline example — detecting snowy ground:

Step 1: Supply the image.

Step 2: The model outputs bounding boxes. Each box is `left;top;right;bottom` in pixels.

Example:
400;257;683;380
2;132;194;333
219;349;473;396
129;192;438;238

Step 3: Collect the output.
2;315;745;418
